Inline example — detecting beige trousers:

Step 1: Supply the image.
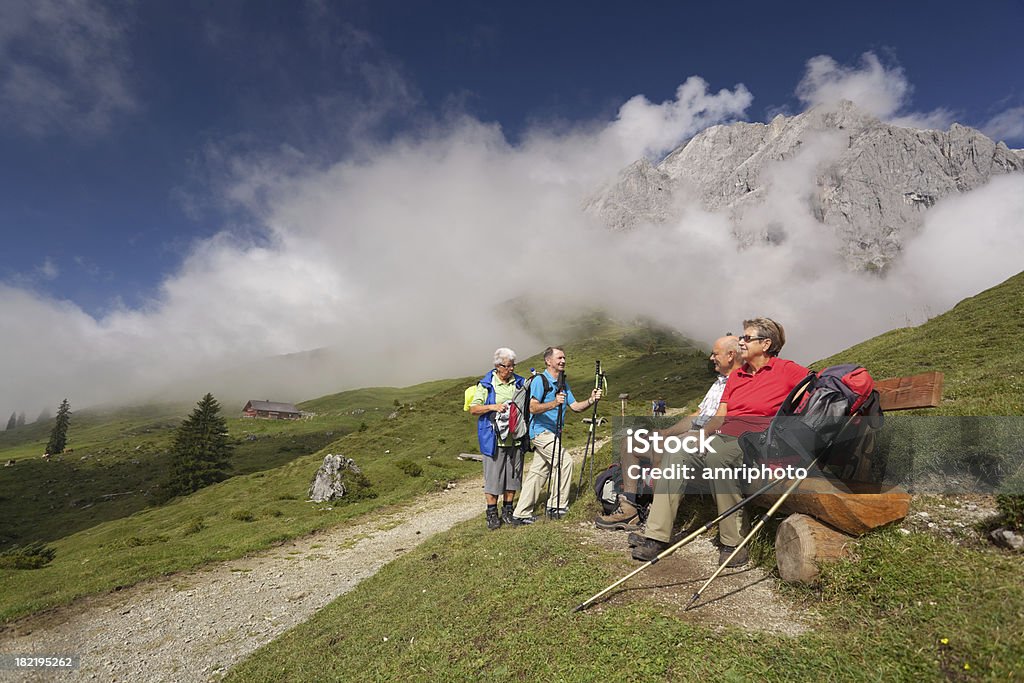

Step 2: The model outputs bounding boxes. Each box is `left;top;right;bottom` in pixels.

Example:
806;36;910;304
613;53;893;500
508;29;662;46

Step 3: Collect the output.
643;434;750;547
513;430;574;517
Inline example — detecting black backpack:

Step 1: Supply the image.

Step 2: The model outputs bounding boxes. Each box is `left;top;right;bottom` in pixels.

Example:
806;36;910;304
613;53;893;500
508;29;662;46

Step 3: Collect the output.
739;364;885;482
594;463;653;518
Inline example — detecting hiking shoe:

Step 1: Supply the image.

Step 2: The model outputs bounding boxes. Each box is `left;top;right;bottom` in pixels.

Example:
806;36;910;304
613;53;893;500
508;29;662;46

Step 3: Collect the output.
595;498;641;531
627;531;647;547
546;508;568;520
718;544;749;567
486;508;502;531
509;515;536;526
501;507;517;526
631;538;669;562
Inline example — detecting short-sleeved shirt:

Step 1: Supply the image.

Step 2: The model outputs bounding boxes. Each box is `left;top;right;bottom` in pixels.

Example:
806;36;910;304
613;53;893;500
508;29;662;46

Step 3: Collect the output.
472;372;519;447
692;374;728;429
529;370;576;438
718;357;809;437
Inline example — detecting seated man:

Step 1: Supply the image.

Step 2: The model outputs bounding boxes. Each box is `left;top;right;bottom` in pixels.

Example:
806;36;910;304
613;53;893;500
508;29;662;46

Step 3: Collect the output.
631;318;808;567
595;335;741;531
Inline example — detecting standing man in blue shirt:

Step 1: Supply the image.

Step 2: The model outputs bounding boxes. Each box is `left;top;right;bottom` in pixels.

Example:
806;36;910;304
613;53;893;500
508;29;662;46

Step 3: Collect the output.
511;346;601;523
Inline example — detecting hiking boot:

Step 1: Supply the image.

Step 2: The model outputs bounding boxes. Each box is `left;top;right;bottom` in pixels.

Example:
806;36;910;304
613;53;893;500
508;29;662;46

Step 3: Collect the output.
595;498;641;531
509;515;536;526
500;507;517;526
631;538;669;562
546;508;568;520
627;531;647;547
486;508;502;531
718;544;749;567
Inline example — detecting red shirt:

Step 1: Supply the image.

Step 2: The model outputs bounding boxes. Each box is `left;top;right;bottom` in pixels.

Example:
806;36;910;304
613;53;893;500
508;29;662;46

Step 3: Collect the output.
718;357;809;437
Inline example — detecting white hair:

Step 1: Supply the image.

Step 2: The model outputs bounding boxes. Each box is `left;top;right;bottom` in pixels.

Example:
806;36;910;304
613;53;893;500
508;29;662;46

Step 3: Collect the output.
493;347;517;366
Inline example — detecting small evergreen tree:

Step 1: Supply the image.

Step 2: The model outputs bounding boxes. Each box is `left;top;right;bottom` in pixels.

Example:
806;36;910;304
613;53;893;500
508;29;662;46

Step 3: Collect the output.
45;399;72;454
6;412;15;431
167;393;233;496
16;412;25;427
36;407;51;423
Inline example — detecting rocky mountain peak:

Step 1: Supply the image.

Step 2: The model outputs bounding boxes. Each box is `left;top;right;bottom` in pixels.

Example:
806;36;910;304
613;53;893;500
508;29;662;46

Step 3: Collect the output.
585;101;1024;271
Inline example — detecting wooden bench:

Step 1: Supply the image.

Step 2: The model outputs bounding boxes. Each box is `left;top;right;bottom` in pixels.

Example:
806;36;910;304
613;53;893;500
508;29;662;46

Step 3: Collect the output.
766;371;944;583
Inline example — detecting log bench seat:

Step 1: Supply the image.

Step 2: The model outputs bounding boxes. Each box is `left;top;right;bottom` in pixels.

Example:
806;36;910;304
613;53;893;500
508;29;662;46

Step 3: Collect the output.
761;371;944;583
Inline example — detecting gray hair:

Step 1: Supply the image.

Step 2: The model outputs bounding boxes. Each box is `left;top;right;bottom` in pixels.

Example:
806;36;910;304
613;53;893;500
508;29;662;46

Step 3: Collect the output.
493;347;517;366
543;346;564;361
742;317;786;357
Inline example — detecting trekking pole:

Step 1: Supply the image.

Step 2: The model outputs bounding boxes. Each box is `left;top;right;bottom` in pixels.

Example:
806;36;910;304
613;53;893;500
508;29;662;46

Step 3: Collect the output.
552;372;568;514
572;473;793;612
683;456;823;610
574;360;605;502
683;409;868;610
544;372;568;513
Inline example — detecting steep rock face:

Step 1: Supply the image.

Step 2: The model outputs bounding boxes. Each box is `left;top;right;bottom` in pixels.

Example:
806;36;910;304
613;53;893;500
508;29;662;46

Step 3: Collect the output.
583;159;674;232
586;101;1024;270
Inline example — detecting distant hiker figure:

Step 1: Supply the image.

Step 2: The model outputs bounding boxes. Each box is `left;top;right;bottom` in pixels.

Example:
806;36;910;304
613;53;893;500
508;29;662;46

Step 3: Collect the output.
469;348;527;530
511;346;601;523
655;399;667;416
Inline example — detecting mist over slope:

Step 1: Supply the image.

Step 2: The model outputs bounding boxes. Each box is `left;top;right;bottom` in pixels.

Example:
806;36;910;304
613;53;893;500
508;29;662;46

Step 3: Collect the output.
3;53;1023;420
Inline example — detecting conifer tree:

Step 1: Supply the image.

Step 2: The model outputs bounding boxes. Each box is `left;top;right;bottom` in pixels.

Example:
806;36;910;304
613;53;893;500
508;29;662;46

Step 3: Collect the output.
167;393;233;496
16;412;25;427
45;399;72;454
6;412;15;431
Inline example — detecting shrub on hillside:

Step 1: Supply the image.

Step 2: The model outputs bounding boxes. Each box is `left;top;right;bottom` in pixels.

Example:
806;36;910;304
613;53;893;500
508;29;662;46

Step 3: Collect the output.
0;541;56;569
396;459;423;477
341;469;377;502
996;467;1024;530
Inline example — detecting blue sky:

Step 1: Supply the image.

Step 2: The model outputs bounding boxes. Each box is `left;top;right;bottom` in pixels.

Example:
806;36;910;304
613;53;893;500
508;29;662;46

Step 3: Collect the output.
3;0;1023;314
2;0;1024;415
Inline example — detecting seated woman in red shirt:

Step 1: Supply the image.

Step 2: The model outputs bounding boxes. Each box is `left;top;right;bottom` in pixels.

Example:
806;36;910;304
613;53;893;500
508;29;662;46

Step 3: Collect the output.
632;317;809;566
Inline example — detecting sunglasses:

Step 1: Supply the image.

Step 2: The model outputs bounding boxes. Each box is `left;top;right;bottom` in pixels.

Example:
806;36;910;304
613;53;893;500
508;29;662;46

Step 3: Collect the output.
738;335;767;343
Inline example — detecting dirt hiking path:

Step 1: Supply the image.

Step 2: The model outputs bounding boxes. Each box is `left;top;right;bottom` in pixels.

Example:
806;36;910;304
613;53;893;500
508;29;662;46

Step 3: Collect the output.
0;478;485;682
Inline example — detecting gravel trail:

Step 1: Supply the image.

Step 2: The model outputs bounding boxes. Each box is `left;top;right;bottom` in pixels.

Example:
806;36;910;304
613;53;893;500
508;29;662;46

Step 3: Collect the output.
0;478;485;681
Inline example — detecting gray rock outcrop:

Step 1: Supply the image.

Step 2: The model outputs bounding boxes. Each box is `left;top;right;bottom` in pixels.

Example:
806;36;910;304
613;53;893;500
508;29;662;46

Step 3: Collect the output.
990;527;1024;552
585;100;1024;271
308;454;362;502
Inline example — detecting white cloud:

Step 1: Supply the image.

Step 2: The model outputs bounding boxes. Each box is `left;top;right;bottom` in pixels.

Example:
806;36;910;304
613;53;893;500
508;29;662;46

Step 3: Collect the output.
37;258;59;281
2;57;1023;420
983;106;1024;145
606;76;753;160
796;52;954;130
0;0;136;137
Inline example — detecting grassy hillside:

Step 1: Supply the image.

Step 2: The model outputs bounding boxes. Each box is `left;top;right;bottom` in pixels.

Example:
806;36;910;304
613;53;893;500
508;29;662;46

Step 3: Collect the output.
228;275;1024;682
814;270;1024;415
0;320;712;622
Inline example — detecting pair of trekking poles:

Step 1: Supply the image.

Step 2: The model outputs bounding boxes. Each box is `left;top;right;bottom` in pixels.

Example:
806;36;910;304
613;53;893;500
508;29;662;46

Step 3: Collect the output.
573;412;862;612
543;360;607;516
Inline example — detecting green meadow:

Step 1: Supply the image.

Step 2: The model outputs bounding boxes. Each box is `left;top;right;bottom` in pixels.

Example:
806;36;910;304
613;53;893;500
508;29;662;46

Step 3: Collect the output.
3;273;1024;680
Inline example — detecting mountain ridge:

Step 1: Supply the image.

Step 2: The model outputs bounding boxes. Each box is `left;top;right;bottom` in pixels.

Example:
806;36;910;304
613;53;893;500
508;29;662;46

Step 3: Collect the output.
586;100;1024;271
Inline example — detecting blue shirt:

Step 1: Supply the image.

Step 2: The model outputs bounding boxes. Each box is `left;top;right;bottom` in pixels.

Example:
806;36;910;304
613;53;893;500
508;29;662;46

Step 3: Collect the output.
529;370;576;438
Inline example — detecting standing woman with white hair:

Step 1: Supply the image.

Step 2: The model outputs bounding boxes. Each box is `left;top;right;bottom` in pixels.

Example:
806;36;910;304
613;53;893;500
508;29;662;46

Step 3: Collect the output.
469;347;526;530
